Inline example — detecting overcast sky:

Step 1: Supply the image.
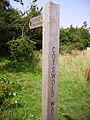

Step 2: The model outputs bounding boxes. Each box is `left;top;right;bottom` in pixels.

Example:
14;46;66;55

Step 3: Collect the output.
10;0;90;28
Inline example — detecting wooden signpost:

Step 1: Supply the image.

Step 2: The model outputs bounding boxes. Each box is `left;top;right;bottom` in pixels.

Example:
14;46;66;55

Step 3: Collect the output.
29;14;42;29
29;2;60;120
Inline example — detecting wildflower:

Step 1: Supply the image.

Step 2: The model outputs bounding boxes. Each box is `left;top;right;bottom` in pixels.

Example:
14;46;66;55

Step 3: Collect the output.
1;81;3;83
15;101;17;103
13;93;16;96
9;93;12;95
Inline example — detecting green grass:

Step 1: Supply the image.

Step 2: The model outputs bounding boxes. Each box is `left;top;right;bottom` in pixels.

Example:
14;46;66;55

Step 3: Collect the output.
0;59;42;120
58;51;90;120
0;51;90;120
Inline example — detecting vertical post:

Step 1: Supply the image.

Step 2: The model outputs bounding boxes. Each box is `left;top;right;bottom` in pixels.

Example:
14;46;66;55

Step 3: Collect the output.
42;2;60;120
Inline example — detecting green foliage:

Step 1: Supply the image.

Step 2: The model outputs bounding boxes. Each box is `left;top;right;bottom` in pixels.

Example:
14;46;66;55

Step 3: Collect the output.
0;52;90;119
0;57;41;119
0;0;23;56
20;0;42;50
8;36;39;63
0;72;21;109
0;0;42;66
0;0;90;58
60;23;90;54
27;0;42;17
60;44;75;54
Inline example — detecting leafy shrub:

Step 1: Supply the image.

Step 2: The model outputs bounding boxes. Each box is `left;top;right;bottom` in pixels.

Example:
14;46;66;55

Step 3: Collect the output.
8;36;39;65
60;44;75;54
60;24;90;54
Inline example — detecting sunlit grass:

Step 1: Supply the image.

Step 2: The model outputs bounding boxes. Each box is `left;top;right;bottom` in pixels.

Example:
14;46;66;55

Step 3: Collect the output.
0;50;90;120
58;50;90;120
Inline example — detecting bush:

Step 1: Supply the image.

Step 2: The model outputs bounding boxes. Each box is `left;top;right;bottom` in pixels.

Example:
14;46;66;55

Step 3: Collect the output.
8;36;39;65
60;44;75;54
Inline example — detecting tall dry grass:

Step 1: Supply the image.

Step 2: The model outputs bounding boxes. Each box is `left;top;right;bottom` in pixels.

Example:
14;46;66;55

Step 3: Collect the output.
58;50;90;120
59;50;90;83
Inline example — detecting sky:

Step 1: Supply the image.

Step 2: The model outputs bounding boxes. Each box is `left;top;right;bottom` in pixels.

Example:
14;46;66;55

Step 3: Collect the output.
10;0;90;28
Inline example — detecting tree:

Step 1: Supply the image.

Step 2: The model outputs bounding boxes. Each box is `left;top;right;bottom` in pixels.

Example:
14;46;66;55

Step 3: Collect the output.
13;0;24;5
82;21;88;28
60;22;90;53
8;36;36;62
0;0;22;56
0;0;42;57
20;0;42;50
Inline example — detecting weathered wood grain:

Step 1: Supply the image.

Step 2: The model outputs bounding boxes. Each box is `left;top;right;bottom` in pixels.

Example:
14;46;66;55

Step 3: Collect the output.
42;2;60;120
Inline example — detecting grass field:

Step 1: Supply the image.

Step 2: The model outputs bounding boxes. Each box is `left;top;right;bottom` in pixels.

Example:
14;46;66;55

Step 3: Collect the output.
0;51;90;120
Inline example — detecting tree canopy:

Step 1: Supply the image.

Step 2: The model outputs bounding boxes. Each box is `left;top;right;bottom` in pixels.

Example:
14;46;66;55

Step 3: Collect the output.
0;0;90;58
